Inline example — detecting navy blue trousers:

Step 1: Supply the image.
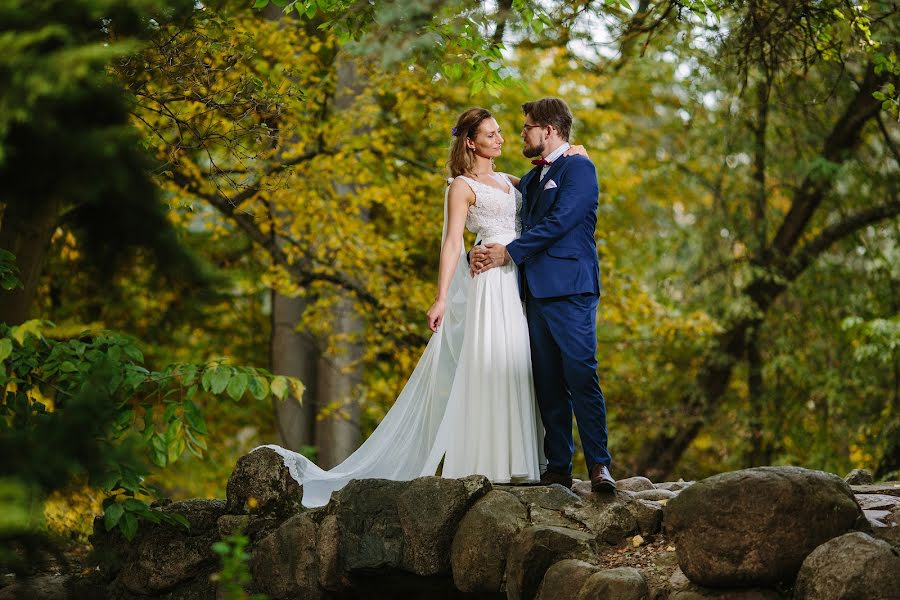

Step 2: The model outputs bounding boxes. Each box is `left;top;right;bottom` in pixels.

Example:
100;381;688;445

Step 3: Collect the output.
526;293;610;475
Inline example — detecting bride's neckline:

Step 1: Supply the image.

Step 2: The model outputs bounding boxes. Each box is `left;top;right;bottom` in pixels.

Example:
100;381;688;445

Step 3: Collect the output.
464;171;511;195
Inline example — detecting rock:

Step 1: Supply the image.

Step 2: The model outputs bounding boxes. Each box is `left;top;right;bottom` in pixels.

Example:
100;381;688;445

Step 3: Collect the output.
249;513;322;600
500;484;585;530
91;499;226;596
844;468;874;485
666;569;785;599
633;488;677;502
450;490;527;593
670;589;785;599
0;575;70;600
217;514;249;538
577;567;648;600
397;475;491;576
505;526;596;600
665;466;863;587
850;482;900;497
854;493;900;511
328;478;408;572
562;493;642;544
794;531;900;600
627;499;664;536
225;448;302;517
316;514;349;592
617;476;656;492
656;481;693;492
500;484;581;510
534;559;598;600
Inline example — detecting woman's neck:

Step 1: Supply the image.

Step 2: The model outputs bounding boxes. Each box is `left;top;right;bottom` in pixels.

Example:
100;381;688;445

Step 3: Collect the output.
468;155;493;176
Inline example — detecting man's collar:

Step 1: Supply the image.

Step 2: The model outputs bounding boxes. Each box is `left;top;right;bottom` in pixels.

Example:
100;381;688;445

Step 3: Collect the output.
543;142;571;164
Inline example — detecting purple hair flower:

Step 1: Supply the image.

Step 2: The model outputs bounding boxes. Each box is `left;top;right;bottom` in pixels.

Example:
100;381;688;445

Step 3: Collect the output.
451;126;458;136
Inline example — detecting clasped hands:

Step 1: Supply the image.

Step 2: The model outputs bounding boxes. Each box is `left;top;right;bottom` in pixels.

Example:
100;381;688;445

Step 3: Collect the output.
470;243;511;276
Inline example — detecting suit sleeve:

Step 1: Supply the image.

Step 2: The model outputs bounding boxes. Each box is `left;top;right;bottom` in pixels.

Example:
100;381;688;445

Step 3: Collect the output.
507;158;599;264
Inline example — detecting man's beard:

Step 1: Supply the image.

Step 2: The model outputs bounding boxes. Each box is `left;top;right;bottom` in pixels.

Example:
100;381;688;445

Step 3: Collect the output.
523;142;544;159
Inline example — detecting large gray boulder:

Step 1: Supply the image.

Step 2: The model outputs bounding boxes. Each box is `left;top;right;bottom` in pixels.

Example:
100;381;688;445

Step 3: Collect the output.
577;567;648;600
316;475;491;585
327;478;408;572
451;490;527;593
249;513;323;600
505;526;596;600
793;532;900;600
225;448;302;518
665;466;864;587
534;559;598;600
397;475;491;575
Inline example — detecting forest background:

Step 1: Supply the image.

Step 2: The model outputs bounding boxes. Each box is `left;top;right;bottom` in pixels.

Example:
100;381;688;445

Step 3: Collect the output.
1;0;898;555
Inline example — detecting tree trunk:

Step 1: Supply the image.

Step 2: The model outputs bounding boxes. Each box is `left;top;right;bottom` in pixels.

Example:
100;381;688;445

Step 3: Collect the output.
269;291;317;449
314;297;363;468
311;55;366;468
0;198;61;325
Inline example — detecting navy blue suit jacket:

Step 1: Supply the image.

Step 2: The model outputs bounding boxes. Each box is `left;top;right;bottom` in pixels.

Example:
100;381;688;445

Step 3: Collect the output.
506;154;600;299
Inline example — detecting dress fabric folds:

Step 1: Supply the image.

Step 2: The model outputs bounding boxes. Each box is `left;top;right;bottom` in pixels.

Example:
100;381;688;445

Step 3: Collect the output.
262;174;543;508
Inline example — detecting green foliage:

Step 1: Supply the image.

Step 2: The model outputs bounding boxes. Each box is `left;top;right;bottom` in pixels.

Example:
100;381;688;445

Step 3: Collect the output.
211;531;268;600
0;318;302;542
0;251;22;292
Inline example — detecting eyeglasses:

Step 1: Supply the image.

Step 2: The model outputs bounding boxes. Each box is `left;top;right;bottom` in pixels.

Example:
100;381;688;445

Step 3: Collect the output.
522;123;544;132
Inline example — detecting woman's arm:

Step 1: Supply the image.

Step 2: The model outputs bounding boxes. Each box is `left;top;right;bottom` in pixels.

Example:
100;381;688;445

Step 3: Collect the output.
426;179;473;331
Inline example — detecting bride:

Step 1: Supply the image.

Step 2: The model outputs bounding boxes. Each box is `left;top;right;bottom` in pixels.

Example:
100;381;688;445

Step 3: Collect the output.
262;107;581;507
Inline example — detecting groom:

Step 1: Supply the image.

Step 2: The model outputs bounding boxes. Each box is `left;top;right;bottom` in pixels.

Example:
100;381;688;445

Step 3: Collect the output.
471;97;615;492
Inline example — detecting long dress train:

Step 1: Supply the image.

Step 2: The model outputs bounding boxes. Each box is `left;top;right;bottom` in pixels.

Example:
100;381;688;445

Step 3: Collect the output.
261;174;543;508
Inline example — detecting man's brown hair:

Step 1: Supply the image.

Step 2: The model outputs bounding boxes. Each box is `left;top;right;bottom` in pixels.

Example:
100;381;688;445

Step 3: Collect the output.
522;97;573;141
522;98;573;142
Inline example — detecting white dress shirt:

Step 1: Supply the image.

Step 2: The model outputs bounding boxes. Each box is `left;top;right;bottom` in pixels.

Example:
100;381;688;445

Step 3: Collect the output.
541;142;570;180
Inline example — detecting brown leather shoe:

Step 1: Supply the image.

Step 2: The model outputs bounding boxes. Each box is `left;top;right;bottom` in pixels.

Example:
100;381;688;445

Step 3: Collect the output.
590;464;616;493
540;470;573;489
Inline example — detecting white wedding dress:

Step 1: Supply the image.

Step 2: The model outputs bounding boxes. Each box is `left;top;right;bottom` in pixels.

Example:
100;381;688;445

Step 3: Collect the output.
262;173;543;507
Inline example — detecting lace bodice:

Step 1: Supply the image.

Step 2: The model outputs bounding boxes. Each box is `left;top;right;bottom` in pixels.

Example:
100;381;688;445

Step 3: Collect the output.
456;174;522;243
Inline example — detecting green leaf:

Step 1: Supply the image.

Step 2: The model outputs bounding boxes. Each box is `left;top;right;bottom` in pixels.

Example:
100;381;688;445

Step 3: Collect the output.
247;375;269;401
104;503;124;531
252;0;269;8
124;345;143;363
201;366;214;392
120;512;138;541
123;498;147;512
0;338;12;363
270;376;289;400
226;372;249;401
210;366;231;395
211;541;230;555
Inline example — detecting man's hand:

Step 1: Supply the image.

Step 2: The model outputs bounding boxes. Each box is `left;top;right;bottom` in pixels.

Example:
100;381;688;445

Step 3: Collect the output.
471;243;510;275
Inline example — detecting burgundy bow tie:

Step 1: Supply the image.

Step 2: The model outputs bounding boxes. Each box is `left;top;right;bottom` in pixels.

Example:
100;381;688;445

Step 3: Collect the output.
531;158;551;166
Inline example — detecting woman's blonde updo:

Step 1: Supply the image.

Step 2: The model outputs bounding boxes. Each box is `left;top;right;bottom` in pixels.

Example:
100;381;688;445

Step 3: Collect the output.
447;107;494;178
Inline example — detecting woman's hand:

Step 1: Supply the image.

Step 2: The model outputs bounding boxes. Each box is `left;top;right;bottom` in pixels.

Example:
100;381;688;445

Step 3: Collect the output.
426;299;446;332
564;144;590;159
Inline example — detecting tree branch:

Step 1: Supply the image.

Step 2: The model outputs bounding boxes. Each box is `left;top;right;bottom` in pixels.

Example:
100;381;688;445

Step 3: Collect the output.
784;199;900;280
770;63;888;257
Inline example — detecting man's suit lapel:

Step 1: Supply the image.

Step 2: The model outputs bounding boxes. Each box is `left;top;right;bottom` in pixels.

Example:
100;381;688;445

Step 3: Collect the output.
528;156;567;221
520;167;541;224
